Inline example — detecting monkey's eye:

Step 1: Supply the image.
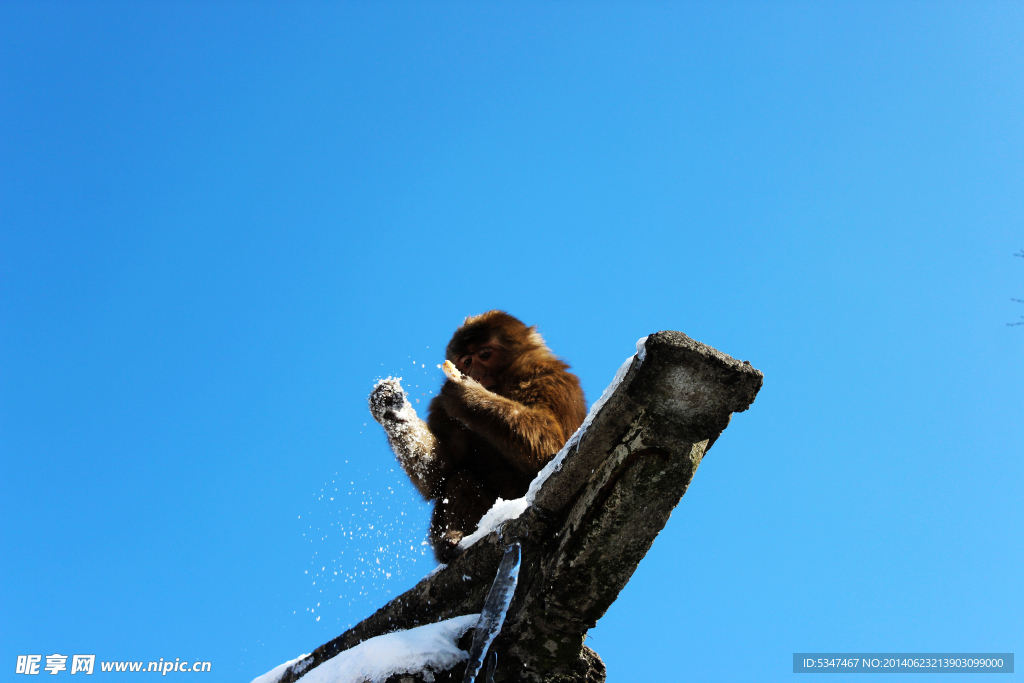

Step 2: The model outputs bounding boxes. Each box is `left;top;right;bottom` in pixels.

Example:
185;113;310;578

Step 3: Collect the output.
478;349;493;361
459;356;472;368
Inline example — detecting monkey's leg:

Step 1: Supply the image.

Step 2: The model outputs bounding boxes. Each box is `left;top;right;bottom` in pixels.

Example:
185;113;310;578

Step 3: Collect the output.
430;470;494;563
369;378;442;497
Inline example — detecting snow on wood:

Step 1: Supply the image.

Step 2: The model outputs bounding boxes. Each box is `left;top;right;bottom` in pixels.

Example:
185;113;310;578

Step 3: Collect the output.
260;615;479;683
250;654;310;683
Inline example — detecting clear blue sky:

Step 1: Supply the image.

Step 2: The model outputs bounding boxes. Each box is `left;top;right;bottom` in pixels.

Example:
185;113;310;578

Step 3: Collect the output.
1;3;1021;681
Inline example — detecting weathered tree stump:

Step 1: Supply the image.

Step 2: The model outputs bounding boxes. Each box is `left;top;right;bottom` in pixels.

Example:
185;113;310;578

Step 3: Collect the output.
277;331;763;683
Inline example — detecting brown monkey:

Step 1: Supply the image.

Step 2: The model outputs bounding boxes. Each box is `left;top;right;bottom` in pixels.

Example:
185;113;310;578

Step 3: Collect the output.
369;311;586;562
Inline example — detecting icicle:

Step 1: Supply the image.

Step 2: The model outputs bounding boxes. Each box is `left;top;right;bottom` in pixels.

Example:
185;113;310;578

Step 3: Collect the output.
484;651;497;683
462;542;521;683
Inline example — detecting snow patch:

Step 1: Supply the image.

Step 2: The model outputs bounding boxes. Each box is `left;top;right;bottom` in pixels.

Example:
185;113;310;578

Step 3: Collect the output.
425;563;448;579
457;497;529;550
250;654;310;683
300;614;480;683
636;335;649;363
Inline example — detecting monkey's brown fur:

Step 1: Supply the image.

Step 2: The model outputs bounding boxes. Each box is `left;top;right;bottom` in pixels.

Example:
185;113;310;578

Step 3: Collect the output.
369;311;586;562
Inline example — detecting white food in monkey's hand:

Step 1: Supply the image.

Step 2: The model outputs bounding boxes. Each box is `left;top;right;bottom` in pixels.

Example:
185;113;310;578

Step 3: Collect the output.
442;360;464;382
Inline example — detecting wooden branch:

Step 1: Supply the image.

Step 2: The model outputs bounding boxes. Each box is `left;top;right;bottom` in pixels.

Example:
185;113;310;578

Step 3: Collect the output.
276;331;763;683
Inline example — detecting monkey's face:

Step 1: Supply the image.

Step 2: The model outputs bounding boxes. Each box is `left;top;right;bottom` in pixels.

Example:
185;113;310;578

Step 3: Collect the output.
457;338;505;390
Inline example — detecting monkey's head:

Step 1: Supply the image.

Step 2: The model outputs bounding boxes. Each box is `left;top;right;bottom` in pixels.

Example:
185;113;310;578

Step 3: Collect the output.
445;311;551;390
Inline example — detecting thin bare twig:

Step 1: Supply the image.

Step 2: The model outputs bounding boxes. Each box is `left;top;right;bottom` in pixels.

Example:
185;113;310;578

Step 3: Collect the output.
1010;251;1024;326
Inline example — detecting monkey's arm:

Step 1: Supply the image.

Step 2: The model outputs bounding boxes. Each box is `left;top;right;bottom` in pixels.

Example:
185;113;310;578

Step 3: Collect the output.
439;377;569;476
369;378;444;498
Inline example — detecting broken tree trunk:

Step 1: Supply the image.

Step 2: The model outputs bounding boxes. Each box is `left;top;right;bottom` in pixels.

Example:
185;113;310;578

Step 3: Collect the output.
277;331;763;683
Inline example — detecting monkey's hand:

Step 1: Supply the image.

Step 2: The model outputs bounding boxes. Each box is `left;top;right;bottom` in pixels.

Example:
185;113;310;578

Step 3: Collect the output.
369;377;413;424
438;370;493;418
